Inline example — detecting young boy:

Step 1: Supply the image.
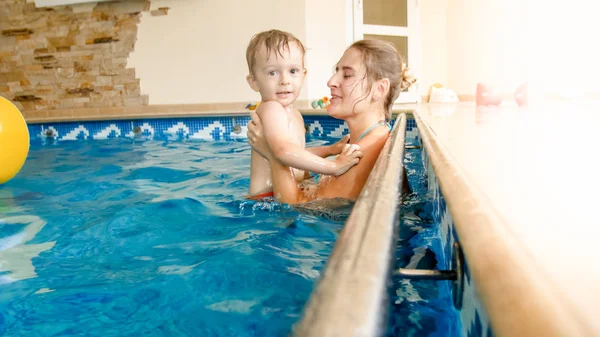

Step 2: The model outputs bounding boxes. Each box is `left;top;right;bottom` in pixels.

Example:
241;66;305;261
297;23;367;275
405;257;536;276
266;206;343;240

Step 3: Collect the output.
245;30;362;199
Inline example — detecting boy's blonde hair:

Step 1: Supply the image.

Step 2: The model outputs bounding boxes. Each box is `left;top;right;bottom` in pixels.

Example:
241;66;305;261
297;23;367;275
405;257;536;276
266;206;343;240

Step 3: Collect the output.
246;29;306;76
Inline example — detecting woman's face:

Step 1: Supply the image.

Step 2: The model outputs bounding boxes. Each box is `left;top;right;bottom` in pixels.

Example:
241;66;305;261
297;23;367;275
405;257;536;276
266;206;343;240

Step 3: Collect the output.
326;48;373;119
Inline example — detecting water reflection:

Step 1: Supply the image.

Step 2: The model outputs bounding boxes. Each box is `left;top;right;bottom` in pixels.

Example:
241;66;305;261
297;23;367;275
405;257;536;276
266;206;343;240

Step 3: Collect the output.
0;215;55;284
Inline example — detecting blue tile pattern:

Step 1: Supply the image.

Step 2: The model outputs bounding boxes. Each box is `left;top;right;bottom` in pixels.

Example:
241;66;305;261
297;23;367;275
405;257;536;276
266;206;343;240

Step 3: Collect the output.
303;115;349;139
26;115;412;142
422;144;493;337
27;116;357;142
305;115;399;139
406;116;416;131
405;117;419;146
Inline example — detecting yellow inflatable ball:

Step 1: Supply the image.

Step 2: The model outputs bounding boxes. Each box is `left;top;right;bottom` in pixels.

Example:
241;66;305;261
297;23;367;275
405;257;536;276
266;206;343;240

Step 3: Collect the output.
0;96;29;184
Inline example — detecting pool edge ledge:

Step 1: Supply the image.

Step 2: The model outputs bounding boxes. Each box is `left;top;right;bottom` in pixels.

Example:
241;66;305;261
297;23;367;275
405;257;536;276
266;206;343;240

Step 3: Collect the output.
413;109;597;337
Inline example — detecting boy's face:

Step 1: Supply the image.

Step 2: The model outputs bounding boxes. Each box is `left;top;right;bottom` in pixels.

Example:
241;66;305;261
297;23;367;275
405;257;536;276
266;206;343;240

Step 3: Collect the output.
327;47;373;119
246;42;306;109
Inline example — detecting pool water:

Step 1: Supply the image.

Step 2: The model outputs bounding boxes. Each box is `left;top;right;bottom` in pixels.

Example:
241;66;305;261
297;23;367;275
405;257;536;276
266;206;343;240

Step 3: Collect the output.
0;139;345;337
0;135;460;337
385;147;462;336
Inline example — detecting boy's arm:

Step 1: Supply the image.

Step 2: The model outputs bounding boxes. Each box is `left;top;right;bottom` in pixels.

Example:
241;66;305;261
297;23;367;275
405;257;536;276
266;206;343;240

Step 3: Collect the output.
306;135;350;158
256;102;361;177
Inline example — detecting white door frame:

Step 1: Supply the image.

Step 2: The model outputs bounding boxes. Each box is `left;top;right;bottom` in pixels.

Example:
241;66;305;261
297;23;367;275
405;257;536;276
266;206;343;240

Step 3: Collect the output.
348;0;422;103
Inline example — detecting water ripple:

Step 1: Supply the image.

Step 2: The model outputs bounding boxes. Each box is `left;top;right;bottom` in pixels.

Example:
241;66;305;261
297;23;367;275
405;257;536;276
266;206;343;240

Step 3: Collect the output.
0;140;345;337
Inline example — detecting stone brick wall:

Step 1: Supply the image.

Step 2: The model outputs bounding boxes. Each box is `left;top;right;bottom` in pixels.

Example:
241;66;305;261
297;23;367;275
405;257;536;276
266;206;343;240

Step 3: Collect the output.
0;0;153;111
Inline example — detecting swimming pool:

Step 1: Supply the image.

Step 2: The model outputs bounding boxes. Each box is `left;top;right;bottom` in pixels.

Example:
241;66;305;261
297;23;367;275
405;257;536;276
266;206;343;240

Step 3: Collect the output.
0;116;468;336
1;138;349;336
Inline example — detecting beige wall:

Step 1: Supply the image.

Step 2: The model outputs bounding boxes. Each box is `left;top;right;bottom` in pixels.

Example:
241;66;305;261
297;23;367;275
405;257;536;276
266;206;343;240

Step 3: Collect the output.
130;0;352;105
525;0;599;98
419;0;449;96
129;0;307;105
129;0;534;104
303;0;350;100
129;0;450;104
422;0;599;98
418;0;529;97
446;0;528;96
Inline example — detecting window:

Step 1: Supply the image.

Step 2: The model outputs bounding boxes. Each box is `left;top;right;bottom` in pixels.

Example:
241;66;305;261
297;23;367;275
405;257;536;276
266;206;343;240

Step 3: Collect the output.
350;0;421;103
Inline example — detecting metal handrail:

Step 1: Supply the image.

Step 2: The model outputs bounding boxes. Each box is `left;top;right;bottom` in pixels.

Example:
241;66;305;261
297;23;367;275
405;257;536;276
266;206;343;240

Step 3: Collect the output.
293;114;407;337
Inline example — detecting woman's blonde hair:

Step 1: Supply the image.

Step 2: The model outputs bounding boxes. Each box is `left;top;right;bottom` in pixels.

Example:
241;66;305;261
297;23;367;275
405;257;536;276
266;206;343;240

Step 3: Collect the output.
348;39;417;119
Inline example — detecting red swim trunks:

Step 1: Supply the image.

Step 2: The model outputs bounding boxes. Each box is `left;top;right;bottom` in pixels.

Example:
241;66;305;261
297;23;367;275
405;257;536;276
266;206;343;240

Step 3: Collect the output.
246;191;275;200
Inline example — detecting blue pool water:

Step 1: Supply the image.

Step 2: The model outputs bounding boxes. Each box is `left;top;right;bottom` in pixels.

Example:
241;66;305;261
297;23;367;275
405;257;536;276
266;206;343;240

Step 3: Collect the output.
0;134;460;336
0;139;345;337
385;146;462;336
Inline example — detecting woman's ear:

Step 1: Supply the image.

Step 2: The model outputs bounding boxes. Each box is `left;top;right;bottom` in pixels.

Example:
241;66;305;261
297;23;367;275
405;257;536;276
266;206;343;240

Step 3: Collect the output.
374;78;391;101
246;74;260;92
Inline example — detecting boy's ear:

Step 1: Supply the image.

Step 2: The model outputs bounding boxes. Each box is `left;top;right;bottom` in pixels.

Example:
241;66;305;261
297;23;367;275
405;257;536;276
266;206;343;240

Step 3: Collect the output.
246;74;260;92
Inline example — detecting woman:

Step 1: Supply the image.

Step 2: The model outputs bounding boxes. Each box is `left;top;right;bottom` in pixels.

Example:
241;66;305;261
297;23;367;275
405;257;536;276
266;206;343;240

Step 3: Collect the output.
247;39;414;204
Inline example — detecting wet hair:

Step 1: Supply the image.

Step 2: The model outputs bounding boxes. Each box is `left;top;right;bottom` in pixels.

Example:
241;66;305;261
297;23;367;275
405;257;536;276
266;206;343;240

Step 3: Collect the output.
348;39;417;119
246;29;306;76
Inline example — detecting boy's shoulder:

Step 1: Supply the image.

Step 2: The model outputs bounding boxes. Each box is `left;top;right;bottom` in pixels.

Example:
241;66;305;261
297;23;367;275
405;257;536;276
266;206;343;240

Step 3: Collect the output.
292;108;304;123
256;101;286;109
255;102;303;119
255;101;284;115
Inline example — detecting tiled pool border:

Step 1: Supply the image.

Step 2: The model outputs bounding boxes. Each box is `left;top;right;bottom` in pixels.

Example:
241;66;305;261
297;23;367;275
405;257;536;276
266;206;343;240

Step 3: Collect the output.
422;147;493;337
27;116;417;142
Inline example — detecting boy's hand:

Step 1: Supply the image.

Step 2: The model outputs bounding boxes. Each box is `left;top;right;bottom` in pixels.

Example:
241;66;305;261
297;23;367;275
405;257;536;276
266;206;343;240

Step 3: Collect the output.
330;134;351;155
331;144;362;176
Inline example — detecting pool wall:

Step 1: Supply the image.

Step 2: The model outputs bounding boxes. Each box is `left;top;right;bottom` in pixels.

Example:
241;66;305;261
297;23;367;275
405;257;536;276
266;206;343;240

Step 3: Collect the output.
420;146;492;336
26;116;352;142
406;118;492;337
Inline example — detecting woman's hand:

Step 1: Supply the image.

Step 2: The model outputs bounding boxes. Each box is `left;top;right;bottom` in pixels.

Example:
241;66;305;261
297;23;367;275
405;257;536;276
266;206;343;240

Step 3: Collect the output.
247;111;271;159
